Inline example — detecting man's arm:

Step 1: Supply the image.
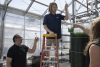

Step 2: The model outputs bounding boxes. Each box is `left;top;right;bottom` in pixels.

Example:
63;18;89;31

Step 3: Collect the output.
73;24;90;36
7;57;12;67
28;37;39;53
43;25;55;36
44;25;52;33
64;4;69;20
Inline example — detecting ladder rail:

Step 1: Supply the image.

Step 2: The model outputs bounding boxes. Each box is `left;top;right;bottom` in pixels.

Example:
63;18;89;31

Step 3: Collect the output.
40;34;59;67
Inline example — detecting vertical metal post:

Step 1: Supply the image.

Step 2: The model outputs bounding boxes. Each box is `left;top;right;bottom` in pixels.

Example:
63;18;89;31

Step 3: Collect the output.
40;18;41;49
72;0;75;23
23;15;26;45
87;0;88;12
0;8;5;59
95;0;99;17
0;1;12;67
0;8;5;67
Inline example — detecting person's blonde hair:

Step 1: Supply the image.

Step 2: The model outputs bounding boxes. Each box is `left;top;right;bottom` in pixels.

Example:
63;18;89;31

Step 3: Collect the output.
48;2;57;13
84;17;100;56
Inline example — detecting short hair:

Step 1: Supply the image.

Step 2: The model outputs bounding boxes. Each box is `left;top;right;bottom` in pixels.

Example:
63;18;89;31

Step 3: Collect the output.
48;2;57;13
13;34;19;43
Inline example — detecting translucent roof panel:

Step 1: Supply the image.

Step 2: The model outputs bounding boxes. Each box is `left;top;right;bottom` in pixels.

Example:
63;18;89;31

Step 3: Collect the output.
9;0;31;10
75;0;87;14
35;0;54;5
0;0;5;4
68;4;72;14
66;0;88;15
29;2;48;15
55;0;72;11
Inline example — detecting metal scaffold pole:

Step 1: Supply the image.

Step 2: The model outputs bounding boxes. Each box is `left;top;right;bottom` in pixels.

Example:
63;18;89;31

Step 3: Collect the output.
72;0;75;23
95;0;99;17
0;1;12;67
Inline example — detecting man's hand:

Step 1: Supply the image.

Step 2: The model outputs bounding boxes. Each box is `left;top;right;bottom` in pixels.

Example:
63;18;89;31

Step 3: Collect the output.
49;31;55;36
65;3;68;10
34;37;39;44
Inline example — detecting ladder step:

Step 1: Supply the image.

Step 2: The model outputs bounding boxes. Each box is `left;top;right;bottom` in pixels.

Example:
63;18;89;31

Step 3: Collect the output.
43;34;57;37
44;56;57;58
43;49;56;51
42;61;57;63
45;46;56;48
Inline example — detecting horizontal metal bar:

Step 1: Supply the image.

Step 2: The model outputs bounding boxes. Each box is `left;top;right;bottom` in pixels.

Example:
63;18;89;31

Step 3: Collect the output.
34;0;62;12
43;49;56;51
25;0;35;14
76;0;91;11
45;46;56;48
42;61;57;63
44;56;57;58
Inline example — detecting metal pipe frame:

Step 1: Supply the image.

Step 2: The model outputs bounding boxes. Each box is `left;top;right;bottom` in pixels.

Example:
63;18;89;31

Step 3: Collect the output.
61;1;72;14
72;0;75;23
61;17;96;25
76;17;96;22
0;4;42;18
0;0;12;60
75;0;91;11
4;0;9;5
2;0;12;20
95;0;99;17
42;8;48;16
0;8;4;61
76;11;96;19
23;0;35;44
87;0;88;12
40;18;42;49
25;0;35;15
34;0;62;13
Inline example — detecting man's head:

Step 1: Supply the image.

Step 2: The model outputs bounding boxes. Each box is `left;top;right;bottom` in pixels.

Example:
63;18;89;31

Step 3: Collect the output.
48;2;58;13
13;34;22;44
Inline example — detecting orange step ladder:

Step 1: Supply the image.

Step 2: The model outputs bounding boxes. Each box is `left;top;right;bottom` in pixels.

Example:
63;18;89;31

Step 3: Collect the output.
40;34;59;67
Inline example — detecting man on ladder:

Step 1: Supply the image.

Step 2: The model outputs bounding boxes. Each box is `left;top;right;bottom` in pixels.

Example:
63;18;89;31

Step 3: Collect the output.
43;2;69;67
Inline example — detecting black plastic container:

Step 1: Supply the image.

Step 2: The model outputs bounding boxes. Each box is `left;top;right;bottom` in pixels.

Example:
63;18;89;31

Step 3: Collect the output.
70;32;89;67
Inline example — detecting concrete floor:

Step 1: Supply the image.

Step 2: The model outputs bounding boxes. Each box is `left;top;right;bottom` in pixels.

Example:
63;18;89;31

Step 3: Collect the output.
48;62;70;67
40;62;70;67
27;53;70;67
60;62;70;67
3;62;70;67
